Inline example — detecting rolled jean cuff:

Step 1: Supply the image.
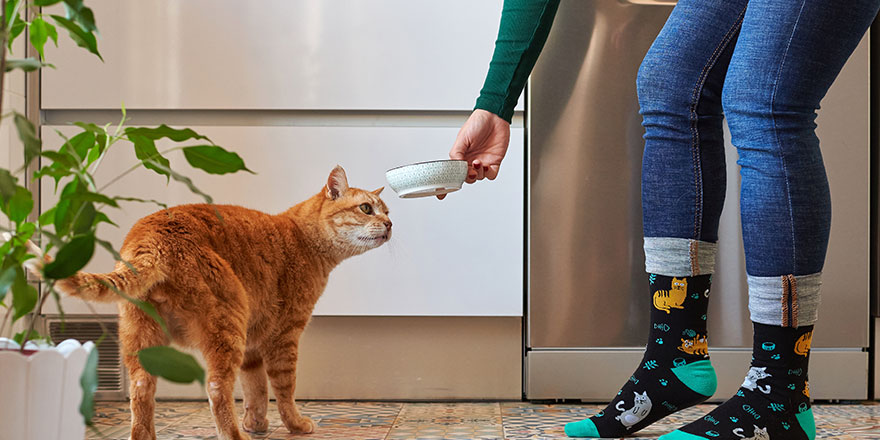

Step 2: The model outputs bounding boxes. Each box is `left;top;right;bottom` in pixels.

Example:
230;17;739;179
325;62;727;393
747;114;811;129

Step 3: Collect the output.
748;272;822;328
643;237;718;276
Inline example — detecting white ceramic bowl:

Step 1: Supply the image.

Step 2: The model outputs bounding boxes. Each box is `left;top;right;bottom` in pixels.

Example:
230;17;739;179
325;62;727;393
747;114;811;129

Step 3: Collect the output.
385;160;468;198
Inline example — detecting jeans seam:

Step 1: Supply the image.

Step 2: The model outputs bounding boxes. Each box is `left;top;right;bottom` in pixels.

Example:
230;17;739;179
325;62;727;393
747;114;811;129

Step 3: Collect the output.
770;0;809;276
688;6;747;241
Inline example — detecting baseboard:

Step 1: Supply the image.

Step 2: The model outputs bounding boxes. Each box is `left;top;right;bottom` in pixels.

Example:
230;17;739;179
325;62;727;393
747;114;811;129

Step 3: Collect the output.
154;316;523;400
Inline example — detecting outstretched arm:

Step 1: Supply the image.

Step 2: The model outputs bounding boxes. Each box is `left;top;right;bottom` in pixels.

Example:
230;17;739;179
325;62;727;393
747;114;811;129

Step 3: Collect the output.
475;0;561;123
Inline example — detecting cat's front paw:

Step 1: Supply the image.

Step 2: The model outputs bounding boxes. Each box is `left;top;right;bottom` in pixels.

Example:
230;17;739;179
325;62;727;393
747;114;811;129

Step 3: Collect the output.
284;415;316;434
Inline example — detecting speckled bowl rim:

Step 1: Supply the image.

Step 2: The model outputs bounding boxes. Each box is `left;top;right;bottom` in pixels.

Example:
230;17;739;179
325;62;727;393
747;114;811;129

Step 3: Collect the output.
386;159;467;173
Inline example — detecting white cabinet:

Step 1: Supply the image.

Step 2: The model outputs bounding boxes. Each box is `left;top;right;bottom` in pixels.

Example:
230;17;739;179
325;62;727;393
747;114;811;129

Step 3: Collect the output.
42;0;522;111
40;125;524;316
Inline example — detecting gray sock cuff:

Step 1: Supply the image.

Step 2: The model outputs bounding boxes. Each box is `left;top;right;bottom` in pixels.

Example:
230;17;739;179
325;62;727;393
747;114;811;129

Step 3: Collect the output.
748;272;822;327
643;237;718;276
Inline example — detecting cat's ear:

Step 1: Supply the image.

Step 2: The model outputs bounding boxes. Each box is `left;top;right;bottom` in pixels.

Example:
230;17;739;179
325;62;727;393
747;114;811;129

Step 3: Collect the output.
326;165;349;200
372;187;384;196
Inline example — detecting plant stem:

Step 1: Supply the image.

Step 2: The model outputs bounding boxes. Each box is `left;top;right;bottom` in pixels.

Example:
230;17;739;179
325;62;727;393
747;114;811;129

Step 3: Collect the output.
0;303;13;338
98;145;186;192
19;281;51;350
1;0;8;119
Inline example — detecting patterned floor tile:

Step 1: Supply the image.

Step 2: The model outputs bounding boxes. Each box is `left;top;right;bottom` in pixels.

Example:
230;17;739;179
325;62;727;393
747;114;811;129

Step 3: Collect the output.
84;400;880;440
87;401;204;440
387;403;503;440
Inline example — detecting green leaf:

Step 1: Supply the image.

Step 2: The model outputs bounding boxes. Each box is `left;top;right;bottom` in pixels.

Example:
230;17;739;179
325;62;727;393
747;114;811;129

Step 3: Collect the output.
62;0;97;33
39;207;57;226
41;150;80;169
63;131;96;163
7;186;33;224
137;346;205;385
182;145;253;175
125;125;211;143
93;212;117;228
129;135;171;178
0;169;18;202
11;268;37;320
34;0;64;6
50;15;102;61
4;0;21;27
144;160;213;204
72;202;96;234
79;347;98;425
30;18;49;59
73;191;119;208
4;58;54;72
54;180;84;236
13;113;41;167
43;233;95;279
0;266;17;304
12;329;41;345
114;196;168;211
7;21;26;51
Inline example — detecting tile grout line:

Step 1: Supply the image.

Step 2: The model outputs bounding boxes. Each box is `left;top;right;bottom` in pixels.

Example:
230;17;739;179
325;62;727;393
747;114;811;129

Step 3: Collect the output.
383;402;406;440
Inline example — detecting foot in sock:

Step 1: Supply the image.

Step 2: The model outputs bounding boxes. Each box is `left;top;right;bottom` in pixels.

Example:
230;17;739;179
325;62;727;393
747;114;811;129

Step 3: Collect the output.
660;323;816;440
565;274;718;438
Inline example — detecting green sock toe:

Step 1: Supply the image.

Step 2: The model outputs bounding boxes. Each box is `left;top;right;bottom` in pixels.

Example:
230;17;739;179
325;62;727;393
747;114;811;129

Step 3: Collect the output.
564;419;601;438
659;430;708;440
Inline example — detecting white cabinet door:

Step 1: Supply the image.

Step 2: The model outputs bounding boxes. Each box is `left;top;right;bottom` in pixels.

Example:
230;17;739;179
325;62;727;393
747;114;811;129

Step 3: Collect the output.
42;0;522;111
41;125;524;316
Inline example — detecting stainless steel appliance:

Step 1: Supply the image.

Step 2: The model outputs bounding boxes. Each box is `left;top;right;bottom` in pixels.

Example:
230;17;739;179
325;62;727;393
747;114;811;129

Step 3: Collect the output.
526;0;871;401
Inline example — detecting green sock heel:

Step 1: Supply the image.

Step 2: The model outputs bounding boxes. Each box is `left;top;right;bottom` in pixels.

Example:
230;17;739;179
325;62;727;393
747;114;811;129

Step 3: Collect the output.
671;359;717;397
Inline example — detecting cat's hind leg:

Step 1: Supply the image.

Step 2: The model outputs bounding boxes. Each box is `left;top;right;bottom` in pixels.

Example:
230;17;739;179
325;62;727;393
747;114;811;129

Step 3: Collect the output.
119;302;168;440
189;255;251;440
240;350;270;433
266;326;316;434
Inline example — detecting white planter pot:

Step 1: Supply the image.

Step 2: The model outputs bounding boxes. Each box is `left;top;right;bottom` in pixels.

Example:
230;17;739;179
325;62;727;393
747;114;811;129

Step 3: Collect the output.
0;338;96;440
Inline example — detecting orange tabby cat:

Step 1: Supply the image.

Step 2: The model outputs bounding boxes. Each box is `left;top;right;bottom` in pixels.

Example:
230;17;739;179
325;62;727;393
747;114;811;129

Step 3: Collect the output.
42;166;390;440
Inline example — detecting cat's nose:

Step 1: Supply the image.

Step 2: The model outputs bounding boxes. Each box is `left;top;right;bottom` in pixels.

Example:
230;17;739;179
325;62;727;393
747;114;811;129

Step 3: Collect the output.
384;220;392;230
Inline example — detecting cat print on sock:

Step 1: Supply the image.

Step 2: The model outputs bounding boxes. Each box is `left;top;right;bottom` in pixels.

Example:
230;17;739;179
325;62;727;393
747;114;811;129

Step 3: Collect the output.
615;391;653;429
733;426;770;440
564;274;717;438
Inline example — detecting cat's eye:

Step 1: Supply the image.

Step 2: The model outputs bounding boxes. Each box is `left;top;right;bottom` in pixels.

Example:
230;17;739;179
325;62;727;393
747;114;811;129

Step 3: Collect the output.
359;203;374;215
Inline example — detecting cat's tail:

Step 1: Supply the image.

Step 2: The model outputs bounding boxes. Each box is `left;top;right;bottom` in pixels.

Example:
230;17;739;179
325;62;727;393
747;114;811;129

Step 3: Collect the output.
55;259;165;302
2;234;165;302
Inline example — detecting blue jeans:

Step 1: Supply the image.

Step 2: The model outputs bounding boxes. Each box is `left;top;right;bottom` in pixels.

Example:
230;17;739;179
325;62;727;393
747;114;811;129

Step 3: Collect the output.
638;0;879;327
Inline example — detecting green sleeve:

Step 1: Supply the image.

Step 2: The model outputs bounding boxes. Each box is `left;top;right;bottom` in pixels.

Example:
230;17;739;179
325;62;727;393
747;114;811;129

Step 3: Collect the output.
475;0;561;123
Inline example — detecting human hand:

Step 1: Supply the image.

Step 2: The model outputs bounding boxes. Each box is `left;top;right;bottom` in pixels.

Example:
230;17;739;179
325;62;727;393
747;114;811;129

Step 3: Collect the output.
438;109;511;200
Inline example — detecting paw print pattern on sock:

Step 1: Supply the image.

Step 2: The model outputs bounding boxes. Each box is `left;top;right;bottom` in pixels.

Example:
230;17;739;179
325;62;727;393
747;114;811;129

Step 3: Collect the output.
659;378;668;386
656;338;664;344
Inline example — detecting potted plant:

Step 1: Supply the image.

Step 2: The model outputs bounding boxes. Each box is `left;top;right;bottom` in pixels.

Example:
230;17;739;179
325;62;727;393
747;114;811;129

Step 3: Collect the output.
0;1;251;438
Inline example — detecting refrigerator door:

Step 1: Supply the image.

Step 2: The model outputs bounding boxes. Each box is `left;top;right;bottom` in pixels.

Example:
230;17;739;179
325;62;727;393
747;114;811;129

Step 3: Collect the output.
527;0;870;399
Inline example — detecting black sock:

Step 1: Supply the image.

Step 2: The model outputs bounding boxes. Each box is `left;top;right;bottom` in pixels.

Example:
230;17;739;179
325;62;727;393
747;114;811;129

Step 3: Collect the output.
663;323;815;440
565;274;718;438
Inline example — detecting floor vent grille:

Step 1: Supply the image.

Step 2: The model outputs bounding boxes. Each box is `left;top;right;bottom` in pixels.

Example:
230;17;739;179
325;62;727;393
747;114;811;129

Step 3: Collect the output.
48;319;126;399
